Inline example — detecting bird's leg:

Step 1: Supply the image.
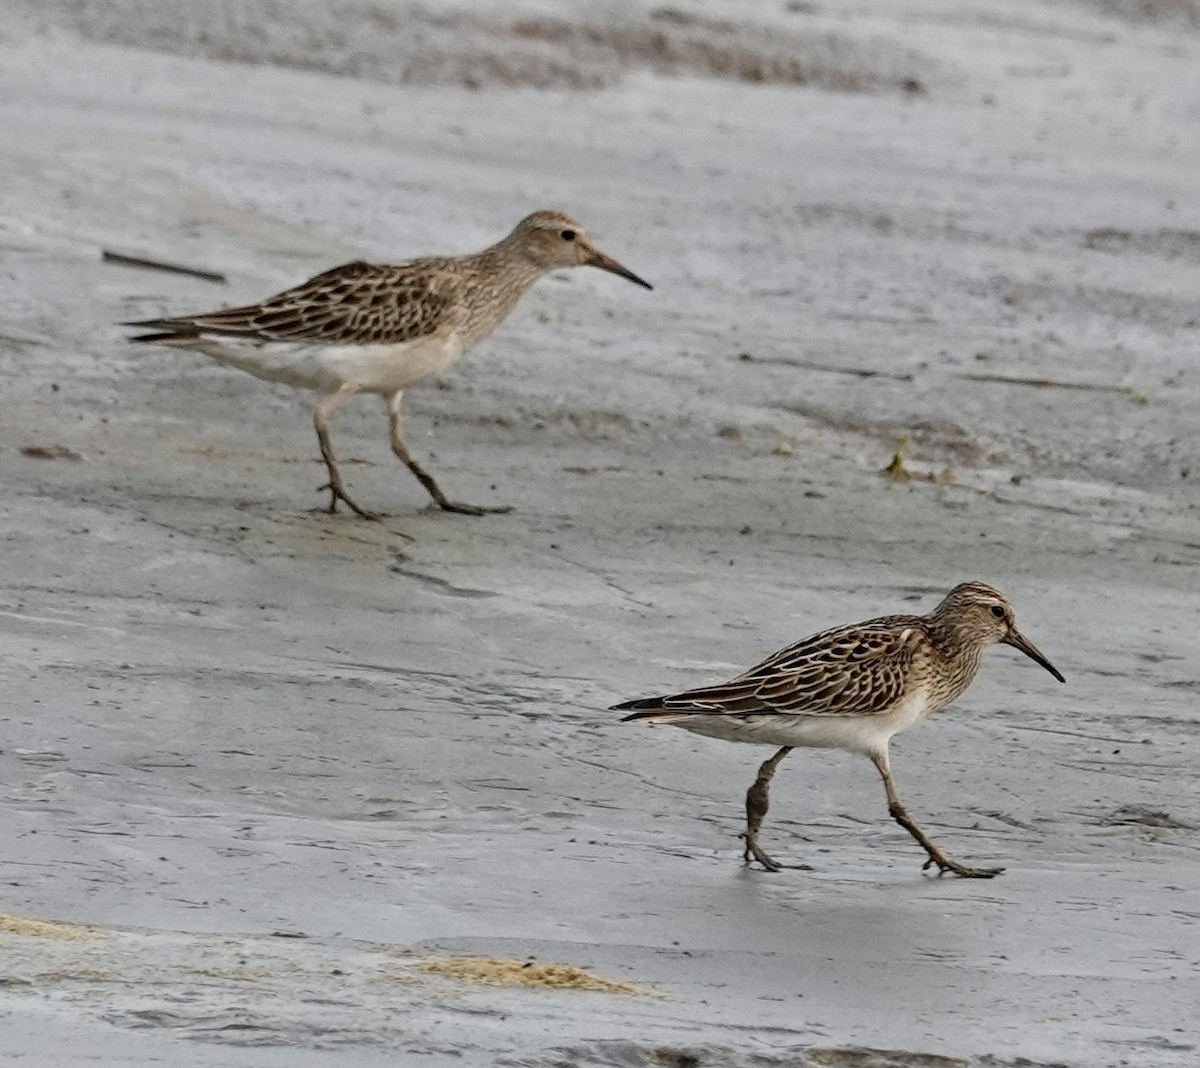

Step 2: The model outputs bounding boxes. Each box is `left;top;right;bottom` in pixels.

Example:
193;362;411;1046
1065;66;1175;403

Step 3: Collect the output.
743;746;808;871
313;385;377;519
385;391;512;516
869;750;1003;879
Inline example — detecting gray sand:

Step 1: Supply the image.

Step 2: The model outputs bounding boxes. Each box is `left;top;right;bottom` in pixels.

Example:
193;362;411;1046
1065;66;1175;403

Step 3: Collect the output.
0;1;1198;1065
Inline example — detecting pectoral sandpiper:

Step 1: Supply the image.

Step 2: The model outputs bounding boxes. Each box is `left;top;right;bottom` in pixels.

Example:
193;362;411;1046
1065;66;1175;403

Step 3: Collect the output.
613;582;1064;878
125;210;651;518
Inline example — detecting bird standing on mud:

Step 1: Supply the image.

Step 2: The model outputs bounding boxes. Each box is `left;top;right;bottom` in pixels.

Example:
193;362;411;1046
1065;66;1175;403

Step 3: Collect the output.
614;582;1064;877
126;210;652;518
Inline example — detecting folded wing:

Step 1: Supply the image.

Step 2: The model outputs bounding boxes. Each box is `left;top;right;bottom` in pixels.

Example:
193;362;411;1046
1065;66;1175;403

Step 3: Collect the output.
614;616;923;721
125;259;460;346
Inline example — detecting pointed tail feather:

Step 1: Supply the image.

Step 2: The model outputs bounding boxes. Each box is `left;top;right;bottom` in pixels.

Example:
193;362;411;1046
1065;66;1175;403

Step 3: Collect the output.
127;332;193;344
612;695;676;722
122;318;204;344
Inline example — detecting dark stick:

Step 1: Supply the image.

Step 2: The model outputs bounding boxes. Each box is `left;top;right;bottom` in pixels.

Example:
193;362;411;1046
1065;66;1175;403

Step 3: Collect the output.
102;249;227;284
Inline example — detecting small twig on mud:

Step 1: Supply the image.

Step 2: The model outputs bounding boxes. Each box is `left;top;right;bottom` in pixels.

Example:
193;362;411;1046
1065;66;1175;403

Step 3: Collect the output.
20;444;84;461
1004;722;1134;745
102;249;227;284
956;372;1134;395
737;352;914;381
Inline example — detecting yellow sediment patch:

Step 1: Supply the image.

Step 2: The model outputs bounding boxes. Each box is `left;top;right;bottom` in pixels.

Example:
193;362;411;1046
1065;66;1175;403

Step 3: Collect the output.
882;434;955;486
34;967;116;982
883;434;914;481
186;966;279;981
0;912;102;940
420;956;647;995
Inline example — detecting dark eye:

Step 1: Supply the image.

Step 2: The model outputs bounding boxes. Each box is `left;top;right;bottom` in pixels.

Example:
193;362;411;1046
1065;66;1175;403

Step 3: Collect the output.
990;605;1005;618
560;229;576;242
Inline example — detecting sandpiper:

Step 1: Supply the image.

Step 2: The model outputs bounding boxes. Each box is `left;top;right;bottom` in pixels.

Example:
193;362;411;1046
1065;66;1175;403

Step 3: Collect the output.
125;210;651;518
613;582;1064;877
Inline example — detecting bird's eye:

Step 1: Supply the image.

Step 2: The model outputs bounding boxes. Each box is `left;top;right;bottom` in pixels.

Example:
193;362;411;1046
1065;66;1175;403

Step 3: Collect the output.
560;229;577;242
990;605;1005;618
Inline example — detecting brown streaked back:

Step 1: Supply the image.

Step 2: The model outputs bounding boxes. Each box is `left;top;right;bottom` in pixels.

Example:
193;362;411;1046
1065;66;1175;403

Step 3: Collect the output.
614;616;929;720
126;258;464;347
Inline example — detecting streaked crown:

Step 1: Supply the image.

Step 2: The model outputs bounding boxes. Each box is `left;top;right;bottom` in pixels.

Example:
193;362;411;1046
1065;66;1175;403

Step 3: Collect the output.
929;581;1014;645
504;210;592;270
929;580;1064;683
495;209;653;290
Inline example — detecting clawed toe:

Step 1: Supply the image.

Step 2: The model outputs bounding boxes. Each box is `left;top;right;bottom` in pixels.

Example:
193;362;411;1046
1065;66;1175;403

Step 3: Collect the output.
744;848;782;873
434;500;513;516
922;856;1004;879
319;482;379;520
742;834;811;873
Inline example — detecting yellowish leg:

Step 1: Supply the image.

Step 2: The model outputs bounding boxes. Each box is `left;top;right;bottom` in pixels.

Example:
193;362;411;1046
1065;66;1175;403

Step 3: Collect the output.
313;384;376;519
743;746;807;871
870;750;1003;879
385;391;512;516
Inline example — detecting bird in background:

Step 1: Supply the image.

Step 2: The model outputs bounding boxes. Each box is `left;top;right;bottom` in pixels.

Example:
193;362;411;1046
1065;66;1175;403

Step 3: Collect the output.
614;582;1065;878
125;210;652;518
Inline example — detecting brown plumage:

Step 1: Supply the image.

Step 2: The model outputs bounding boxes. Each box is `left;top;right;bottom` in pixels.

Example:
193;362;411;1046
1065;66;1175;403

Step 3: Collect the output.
614;581;1064;877
621;618;922;718
130;261;457;347
125;210;652;518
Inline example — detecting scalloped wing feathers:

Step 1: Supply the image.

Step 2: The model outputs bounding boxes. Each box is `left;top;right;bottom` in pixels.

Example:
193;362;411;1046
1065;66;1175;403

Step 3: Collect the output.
617;615;926;719
131;259;463;346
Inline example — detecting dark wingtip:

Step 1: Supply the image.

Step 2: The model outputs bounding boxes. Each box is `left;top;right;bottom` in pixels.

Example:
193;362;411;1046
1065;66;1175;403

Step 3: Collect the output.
121;318;201;343
611;696;668;721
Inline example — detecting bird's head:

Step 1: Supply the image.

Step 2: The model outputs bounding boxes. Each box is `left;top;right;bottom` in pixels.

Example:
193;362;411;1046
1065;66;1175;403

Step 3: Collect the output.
932;581;1064;682
508;210;652;290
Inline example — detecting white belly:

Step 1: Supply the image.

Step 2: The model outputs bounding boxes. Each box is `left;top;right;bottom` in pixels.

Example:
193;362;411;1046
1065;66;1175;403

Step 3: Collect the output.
191;333;465;395
659;685;932;755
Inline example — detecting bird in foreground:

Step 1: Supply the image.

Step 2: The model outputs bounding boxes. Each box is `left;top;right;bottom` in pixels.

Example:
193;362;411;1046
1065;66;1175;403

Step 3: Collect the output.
613;582;1065;878
125;210;652;518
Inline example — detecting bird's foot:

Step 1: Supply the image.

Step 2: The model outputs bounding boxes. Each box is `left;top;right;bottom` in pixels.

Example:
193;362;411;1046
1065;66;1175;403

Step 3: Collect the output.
319;482;379;520
741;833;812;873
922;855;1004;879
432;499;514;516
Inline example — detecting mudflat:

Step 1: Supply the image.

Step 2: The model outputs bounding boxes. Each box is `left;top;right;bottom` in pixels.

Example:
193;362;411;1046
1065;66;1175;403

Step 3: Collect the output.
1;2;1197;1065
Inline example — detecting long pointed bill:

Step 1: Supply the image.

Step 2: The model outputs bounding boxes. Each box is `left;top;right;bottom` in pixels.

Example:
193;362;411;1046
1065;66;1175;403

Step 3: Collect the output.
1003;627;1065;683
585;247;653;290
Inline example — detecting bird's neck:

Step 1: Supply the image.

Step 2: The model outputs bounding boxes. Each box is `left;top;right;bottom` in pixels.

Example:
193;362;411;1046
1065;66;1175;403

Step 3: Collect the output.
476;238;548;290
458;244;549;348
925;620;988;708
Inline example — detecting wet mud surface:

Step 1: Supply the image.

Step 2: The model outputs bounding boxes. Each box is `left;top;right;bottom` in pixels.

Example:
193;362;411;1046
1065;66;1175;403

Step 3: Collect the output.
1;0;1198;1064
